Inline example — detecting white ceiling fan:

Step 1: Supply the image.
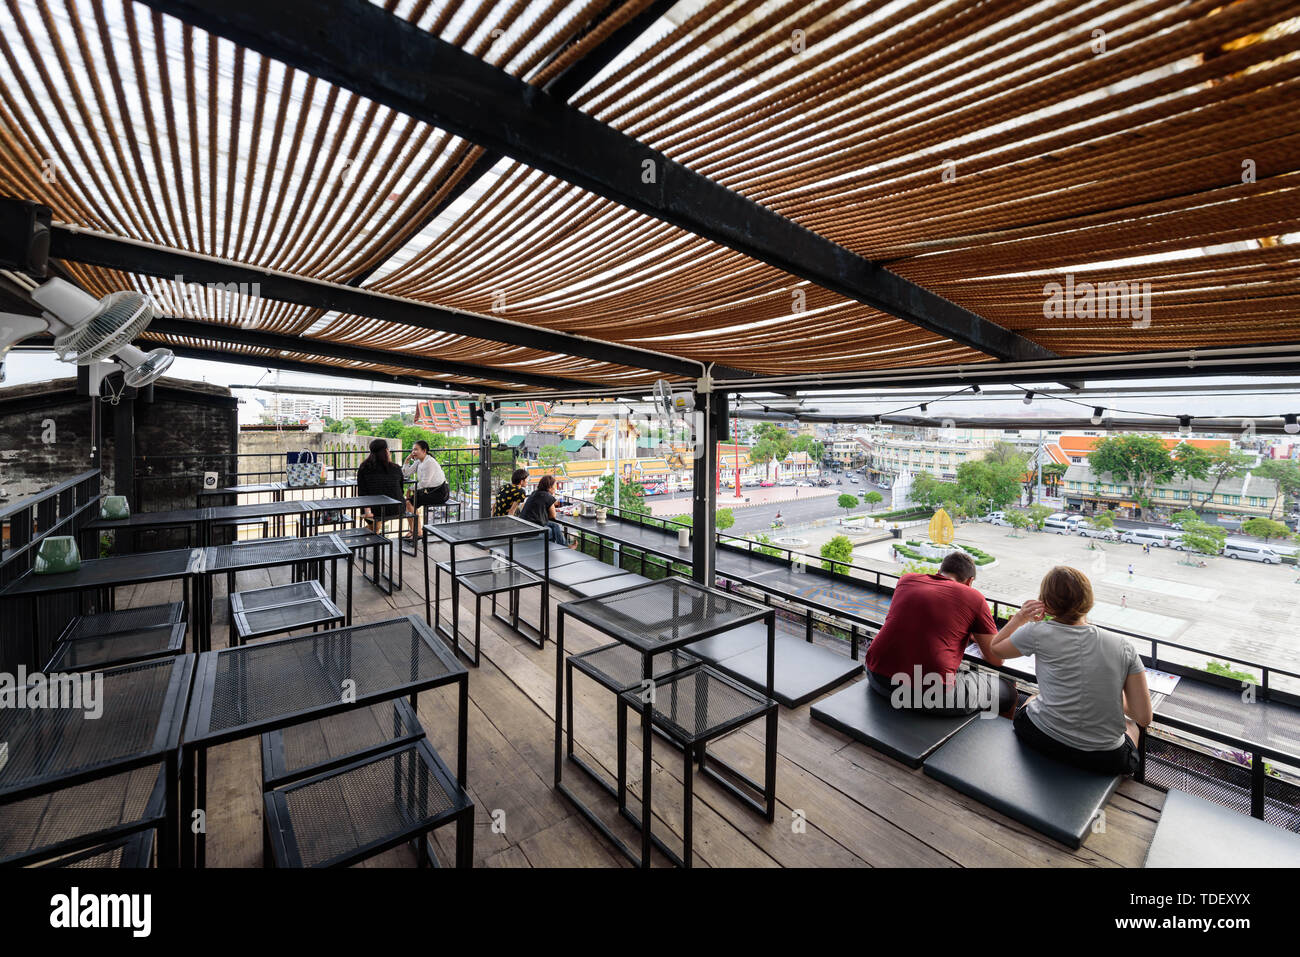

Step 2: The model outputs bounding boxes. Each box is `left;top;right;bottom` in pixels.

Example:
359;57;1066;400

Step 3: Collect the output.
0;277;174;387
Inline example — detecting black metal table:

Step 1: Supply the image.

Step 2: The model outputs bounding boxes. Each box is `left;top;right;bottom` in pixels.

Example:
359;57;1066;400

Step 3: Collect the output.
0;655;194;867
204;500;315;542
180;615;468;867
422;516;550;662
554;577;777;867
302;495;404;536
83;507;211;553
0;548;204;660
197;478;356;507
197;534;352;652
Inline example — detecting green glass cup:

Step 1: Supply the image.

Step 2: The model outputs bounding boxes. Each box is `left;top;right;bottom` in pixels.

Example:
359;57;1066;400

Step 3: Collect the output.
34;536;81;574
100;495;131;520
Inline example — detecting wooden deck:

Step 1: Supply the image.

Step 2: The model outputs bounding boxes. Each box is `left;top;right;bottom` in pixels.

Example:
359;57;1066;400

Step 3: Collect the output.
125;539;1163;868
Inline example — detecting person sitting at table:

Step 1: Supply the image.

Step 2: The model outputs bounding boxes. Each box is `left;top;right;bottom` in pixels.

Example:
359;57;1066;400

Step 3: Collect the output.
356;439;405;533
493;468;530;517
402;440;449;542
988;565;1153;776
864;551;1016;717
519;474;576;548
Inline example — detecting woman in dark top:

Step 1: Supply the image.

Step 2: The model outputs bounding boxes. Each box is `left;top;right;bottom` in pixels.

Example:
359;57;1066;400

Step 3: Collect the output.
519;474;575;547
356;439;405;530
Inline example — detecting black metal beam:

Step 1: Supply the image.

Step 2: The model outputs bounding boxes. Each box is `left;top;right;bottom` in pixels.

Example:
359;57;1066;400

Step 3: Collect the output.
345;0;683;288
140;0;1054;364
48;225;706;379
146;316;594;392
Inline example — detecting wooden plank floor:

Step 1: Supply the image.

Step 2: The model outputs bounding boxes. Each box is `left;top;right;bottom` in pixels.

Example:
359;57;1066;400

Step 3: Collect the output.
124;539;1162;868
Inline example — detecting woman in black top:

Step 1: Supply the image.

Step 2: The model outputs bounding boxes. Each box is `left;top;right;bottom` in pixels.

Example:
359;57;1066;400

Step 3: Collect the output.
356;439;405;530
519;474;575;547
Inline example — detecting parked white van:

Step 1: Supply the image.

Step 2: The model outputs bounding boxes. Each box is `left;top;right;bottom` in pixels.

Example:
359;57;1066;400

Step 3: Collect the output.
1043;515;1080;535
1223;541;1283;564
1120;528;1172;548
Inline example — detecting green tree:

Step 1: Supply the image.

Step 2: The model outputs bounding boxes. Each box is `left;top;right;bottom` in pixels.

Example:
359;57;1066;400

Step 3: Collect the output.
820;534;854;572
1253;460;1300;519
715;507;736;531
837;493;859;515
1026;503;1054;531
1240;517;1291;541
1088;434;1175;511
863;490;883;508
350;417;374;435
1041;462;1068;493
959;457;1025;510
1176;519;1227;562
909;472;958;510
1089;509;1117;532
792;434;825;463
1170;508;1200;526
1005;510;1030;536
537;444;568;469
594;474;647;517
1194;448;1255;509
1171;442;1212;498
375;416;405;439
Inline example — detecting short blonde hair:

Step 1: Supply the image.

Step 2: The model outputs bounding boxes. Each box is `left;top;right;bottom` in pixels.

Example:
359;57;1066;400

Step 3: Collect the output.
1039;566;1094;623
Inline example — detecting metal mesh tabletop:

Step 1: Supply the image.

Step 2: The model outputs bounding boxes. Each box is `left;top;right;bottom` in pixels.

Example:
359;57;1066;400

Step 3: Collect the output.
0;657;191;798
233;580;328;611
86;507;210;529
237;599;343;638
332;528;392;549
208;501;314;520
1;549;203;596
266;740;462;868
434;555;500;576
0;765;164;865
40;831;154;868
570;643;700;693
620;666;773;744
204;535;348;572
457;565;542;596
1156;681;1300;758
189;616;463;742
48;623;187;672
308;495;401;511
270;699;423;782
66;603;183;639
562;578;767;652
424;516;545;545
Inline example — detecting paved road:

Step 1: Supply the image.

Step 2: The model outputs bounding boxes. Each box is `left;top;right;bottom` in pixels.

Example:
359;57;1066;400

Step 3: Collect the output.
645;477;893;534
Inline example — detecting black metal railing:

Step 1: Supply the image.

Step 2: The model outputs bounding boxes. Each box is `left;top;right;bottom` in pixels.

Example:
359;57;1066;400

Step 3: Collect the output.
0;469;102;671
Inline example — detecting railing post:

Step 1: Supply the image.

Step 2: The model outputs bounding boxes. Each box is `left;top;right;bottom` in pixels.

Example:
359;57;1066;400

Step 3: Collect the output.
1251;752;1266;819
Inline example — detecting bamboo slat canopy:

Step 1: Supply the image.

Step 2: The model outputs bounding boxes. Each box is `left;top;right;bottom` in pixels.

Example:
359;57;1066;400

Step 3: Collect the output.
0;0;1296;392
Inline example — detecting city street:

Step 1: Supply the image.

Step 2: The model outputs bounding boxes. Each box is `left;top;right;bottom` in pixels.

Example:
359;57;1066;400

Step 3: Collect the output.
645;472;892;533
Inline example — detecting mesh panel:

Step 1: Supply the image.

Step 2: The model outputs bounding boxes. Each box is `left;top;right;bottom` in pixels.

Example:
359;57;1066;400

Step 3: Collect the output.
49;624;183;671
332;528;389;548
235;581;326;611
458;566;541;595
571;643;699;693
206;537;345;570
569;578;763;652
424;516;543;544
622;666;769;743
1145;736;1254;814
209;502;308;519
66;603;183;638
239;599;342;637
9;549;199;592
1156;682;1300;754
277;745;455;867
0;765;161;863
436;556;499;575
204;619;455;736
276;700;421;779
0;659;181;792
1266;774;1300;833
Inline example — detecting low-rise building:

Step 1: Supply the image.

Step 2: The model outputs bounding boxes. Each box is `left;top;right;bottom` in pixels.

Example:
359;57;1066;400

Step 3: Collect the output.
1062;463;1281;519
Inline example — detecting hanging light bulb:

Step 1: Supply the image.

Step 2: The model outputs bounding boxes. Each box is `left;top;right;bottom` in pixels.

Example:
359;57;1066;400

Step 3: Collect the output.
1178;415;1192;435
970;384;981;394
1091;407;1104;425
918;403;928;414
1022;391;1034;405
1284;414;1298;435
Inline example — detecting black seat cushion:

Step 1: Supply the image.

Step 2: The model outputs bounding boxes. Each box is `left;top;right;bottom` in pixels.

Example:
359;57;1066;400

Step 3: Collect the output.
923;716;1122;848
1144;787;1300;867
811;680;976;767
714;636;862;708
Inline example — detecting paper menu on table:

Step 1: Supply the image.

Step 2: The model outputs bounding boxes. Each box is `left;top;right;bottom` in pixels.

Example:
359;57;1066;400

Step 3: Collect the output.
966;643;1036;676
1144;668;1180;696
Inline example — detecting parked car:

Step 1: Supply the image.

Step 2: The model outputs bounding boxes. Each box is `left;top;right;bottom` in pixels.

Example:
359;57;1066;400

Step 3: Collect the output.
1078;525;1119;541
1044;514;1081;535
759;480;775;487
987;512;1011;527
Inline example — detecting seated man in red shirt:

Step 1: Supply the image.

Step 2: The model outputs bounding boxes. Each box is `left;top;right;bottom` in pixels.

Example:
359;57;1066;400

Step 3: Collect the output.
865;551;1015;717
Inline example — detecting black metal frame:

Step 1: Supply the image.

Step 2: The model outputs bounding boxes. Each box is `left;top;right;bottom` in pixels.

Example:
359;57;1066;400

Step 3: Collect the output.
180;614;469;867
45;619;188;673
229;580;345;647
553;577;777;868
422;517;551;665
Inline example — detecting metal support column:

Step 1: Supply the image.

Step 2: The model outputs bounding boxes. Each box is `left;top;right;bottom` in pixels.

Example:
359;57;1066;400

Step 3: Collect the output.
691;390;724;586
476;402;492;520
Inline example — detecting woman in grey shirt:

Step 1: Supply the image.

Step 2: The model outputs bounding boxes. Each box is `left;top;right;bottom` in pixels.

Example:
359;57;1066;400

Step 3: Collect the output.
990;565;1153;775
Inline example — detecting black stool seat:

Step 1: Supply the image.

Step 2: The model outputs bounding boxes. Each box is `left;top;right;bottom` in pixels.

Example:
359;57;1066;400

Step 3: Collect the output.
811;680;977;768
38;831;155;868
457;564;543;596
263;738;473;868
230;580;343;645
65;602;183;639
570;642;699;693
621;665;774;746
1144;787;1300;867
47;622;187;673
261;698;425;789
235;580;325;610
